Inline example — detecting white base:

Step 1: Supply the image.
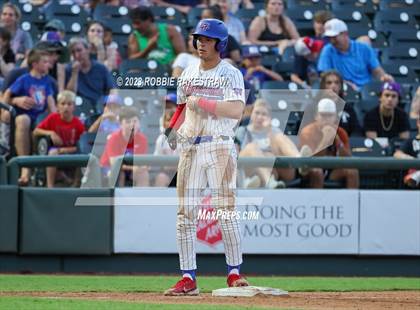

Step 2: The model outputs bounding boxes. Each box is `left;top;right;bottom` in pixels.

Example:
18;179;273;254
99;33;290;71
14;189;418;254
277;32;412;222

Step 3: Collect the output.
212;286;289;297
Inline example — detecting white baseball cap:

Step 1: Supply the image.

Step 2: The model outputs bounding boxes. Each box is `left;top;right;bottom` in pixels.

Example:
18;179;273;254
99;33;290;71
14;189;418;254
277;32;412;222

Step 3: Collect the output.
318;98;337;113
323;18;348;37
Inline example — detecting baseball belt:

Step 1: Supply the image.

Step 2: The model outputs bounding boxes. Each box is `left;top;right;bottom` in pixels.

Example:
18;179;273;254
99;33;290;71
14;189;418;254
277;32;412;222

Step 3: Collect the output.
180;135;232;145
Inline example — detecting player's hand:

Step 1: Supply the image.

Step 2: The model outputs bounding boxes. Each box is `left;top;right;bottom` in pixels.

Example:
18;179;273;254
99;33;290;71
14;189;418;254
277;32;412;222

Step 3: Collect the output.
50;132;63;146
164;127;177;150
13;96;36;110
186;96;200;111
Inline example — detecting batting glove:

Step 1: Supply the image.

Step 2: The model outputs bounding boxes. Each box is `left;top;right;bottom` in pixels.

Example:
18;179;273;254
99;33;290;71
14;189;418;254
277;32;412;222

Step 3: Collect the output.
164;127;178;150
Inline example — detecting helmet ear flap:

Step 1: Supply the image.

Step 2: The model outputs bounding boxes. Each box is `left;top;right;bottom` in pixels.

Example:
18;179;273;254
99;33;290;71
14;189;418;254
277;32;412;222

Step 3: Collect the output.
192;36;198;49
216;39;227;52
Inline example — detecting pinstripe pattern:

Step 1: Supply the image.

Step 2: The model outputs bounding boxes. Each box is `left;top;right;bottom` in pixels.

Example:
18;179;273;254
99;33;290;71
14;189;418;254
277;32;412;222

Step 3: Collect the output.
175;59;245;270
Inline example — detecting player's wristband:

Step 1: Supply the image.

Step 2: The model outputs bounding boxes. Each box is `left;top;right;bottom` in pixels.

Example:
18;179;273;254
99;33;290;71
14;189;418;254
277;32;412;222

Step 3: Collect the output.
197;98;217;114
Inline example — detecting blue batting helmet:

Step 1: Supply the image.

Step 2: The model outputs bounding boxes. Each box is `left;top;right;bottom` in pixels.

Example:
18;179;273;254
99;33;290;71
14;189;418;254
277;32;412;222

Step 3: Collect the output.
192;18;228;52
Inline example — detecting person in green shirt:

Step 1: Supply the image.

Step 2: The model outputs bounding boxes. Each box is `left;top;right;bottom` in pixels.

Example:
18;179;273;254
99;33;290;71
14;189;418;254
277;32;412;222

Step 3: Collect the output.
127;6;186;65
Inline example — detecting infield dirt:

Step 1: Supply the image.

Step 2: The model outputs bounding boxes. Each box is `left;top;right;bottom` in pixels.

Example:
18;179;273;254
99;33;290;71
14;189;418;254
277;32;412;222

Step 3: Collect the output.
1;290;419;309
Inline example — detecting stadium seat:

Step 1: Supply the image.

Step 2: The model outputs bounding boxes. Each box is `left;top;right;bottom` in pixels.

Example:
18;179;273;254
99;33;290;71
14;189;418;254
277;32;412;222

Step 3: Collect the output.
379;0;420;12
286;7;318;36
286;0;329;10
342;83;361;103
77;132;107;158
44;2;89;20
18;3;46;27
262;81;303;91
284;111;303;135
360;81;382;101
260;54;280;70
236;8;265;28
381;47;420;69
409;118;418;132
331;9;371;29
388;29;420;48
93;3;130;21
74;97;97;124
150;7;186;25
349;28;388;49
349;137;386;157
187;7;204;28
374;11;418;34
57;16;87;37
120;58;164;73
281;46;295;64
273;61;294;80
381;64;419;84
388;137;409;156
353;98;377;124
99;18;132;36
330;0;376;17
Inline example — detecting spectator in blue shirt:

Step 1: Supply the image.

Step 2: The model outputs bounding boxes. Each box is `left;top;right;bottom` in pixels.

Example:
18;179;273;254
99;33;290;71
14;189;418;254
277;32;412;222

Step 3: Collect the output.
65;37;115;105
2;48;56;185
317;19;393;90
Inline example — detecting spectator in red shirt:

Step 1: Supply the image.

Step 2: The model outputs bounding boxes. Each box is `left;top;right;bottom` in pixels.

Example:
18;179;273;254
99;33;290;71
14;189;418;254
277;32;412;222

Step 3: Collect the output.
34;90;85;188
299;98;359;188
100;106;149;187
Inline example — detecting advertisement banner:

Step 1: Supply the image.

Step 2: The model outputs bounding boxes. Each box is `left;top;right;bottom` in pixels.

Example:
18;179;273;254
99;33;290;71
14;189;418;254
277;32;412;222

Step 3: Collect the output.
359;191;420;255
114;189;359;254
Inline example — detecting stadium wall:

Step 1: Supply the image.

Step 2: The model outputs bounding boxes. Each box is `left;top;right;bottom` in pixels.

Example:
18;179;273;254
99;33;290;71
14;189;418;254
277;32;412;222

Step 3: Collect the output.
0;186;419;276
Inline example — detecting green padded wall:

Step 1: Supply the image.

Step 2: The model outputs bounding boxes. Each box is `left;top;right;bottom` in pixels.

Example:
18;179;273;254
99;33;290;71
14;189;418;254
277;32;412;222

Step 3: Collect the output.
20;188;113;254
0;186;18;252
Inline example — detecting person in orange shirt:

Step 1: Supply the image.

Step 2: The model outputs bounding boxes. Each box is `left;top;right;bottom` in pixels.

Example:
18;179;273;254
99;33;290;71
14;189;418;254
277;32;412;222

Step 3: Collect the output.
299;98;359;188
100;106;149;187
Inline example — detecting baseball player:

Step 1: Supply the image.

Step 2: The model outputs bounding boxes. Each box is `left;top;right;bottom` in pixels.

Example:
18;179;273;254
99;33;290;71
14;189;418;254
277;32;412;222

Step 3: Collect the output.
164;19;249;296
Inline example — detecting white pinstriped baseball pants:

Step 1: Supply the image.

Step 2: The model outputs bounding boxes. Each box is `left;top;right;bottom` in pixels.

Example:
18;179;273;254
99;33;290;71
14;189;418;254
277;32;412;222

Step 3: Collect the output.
176;139;242;270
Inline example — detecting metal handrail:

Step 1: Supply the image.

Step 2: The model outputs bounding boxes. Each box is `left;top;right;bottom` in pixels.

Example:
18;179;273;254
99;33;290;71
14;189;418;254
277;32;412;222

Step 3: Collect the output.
7;155;101;186
7;154;420;187
108;155;420;185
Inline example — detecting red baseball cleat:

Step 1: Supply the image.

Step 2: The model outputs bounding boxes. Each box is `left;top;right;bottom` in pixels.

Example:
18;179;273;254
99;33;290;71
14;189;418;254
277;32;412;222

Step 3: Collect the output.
227;274;249;287
164;277;199;296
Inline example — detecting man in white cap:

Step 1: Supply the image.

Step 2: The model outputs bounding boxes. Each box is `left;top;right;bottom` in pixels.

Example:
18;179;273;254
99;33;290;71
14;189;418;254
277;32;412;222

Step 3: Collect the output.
317;18;393;90
299;98;359;188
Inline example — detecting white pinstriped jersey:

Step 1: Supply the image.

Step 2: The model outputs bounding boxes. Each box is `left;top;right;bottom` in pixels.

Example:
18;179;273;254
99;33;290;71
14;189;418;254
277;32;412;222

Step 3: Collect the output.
177;59;245;138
